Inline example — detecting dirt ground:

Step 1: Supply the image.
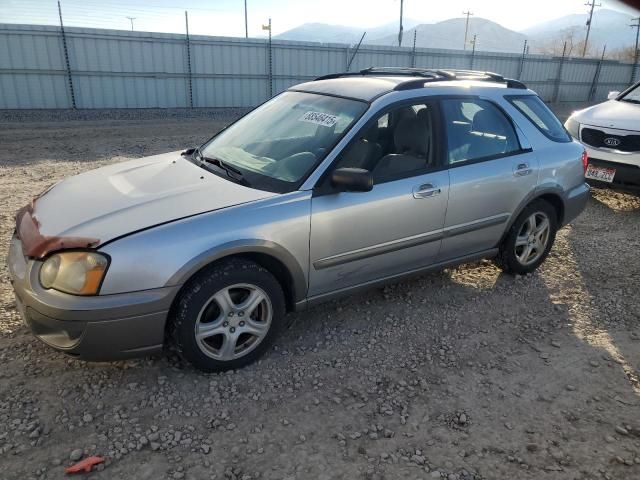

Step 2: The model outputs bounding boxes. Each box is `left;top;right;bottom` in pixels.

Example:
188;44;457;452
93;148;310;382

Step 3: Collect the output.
1;111;639;480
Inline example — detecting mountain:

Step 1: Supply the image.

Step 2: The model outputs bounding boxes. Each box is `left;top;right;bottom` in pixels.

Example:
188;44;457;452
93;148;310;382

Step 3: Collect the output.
368;18;527;53
274;9;637;56
523;9;637;54
275;19;420;44
275;23;362;44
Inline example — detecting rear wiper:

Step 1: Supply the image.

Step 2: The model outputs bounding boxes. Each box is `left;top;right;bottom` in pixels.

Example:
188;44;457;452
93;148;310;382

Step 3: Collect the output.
201;155;251;187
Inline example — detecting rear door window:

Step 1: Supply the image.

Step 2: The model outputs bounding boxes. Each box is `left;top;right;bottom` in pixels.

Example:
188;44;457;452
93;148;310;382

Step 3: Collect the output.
507;95;571;143
441;98;521;165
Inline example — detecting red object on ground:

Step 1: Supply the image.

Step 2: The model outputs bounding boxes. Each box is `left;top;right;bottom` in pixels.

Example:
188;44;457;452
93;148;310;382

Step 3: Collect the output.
64;456;105;474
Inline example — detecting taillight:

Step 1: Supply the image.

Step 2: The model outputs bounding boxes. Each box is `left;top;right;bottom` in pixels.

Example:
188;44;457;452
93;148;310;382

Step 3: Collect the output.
581;150;588;174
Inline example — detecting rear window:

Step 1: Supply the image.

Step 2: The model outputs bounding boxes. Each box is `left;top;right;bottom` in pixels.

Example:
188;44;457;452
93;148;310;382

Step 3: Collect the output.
507;95;571;143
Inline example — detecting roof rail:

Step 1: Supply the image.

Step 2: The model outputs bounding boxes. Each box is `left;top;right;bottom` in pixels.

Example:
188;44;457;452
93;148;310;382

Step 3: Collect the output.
314;67;527;90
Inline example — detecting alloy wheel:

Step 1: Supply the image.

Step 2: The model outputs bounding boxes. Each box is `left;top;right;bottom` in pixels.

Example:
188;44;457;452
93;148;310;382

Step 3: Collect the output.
514;212;550;266
194;283;273;361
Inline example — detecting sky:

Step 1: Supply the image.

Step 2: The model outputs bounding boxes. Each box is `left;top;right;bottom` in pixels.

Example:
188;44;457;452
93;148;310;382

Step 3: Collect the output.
2;0;639;37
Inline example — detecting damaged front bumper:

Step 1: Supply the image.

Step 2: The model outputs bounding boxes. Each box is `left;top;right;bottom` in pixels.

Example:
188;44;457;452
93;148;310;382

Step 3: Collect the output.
7;235;178;361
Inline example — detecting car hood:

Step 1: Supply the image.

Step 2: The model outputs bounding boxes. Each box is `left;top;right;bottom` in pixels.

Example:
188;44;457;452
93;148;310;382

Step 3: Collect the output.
574;100;640;131
30;151;277;245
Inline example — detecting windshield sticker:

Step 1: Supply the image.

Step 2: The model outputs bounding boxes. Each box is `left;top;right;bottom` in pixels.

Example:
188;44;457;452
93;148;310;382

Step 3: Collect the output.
299;111;339;128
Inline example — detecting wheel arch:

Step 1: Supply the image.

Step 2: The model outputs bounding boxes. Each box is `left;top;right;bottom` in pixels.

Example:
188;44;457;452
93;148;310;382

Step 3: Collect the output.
500;187;565;244
165;240;307;313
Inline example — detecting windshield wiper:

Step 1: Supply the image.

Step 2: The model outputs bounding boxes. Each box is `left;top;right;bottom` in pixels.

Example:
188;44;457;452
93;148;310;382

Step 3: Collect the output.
621;98;640;104
200;154;251;187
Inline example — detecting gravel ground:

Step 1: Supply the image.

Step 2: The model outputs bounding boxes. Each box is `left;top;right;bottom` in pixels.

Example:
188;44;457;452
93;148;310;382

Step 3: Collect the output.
1;108;639;480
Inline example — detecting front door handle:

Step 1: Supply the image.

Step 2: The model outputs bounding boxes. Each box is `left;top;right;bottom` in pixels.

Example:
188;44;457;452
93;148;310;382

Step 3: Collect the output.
413;183;441;199
514;163;532;177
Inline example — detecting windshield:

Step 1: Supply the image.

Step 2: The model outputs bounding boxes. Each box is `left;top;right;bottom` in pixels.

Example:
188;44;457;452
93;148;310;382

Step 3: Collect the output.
200;91;368;192
619;83;640;104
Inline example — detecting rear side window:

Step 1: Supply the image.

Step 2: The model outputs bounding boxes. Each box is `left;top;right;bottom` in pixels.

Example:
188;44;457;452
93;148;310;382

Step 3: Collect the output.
441;98;521;165
507;95;571;143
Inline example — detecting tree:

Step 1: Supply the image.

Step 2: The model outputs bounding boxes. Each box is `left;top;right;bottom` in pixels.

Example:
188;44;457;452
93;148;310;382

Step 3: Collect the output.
609;46;636;62
531;27;600;58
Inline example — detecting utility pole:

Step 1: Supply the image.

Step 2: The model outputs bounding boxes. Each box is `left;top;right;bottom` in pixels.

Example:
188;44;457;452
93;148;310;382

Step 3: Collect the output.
126;16;136;31
398;0;404;47
244;0;248;38
462;10;473;50
582;0;601;57
631;17;640;84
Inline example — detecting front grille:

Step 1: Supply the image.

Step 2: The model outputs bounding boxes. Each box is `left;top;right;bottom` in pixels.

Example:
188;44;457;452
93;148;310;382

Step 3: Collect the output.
581;127;640;153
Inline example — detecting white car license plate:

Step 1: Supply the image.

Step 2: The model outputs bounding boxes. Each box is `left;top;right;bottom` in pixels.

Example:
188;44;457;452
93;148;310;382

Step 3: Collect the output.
585;164;616;183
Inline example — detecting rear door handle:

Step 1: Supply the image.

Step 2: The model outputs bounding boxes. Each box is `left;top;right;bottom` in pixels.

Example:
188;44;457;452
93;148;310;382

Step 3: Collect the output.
413;183;441;199
514;163;532;177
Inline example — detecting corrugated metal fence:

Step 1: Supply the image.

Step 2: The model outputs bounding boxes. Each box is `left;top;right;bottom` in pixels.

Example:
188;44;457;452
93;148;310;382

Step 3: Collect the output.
1;23;638;110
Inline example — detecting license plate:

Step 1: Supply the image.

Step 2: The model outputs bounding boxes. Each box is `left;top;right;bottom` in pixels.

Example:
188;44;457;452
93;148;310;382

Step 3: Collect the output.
585;164;616;183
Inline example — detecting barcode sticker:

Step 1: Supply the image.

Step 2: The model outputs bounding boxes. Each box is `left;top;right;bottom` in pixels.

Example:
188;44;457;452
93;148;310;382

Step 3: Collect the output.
299;111;338;128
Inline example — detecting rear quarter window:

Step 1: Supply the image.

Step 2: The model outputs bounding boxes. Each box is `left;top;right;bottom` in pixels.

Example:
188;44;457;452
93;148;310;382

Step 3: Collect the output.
507;95;571;143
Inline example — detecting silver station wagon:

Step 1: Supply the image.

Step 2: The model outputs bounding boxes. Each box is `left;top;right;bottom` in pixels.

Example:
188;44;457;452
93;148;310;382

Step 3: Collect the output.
8;68;590;371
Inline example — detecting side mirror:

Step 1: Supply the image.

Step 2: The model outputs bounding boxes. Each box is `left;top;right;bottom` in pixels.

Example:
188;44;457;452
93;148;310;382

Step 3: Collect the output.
331;168;373;192
607;91;620;100
181;148;196;156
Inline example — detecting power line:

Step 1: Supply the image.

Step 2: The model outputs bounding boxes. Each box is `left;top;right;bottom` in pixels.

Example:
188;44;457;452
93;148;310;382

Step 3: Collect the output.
462;10;473;51
583;0;601;57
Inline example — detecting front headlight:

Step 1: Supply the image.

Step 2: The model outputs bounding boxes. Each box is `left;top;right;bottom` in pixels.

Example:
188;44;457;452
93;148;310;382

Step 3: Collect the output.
39;252;109;295
565;116;581;139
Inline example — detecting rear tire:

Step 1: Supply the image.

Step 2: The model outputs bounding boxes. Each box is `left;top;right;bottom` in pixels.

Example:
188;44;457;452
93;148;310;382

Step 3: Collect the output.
168;258;286;372
496;200;558;275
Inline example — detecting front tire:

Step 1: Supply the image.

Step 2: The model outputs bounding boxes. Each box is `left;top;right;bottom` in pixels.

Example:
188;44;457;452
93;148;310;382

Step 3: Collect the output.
496;200;558;275
168;258;286;372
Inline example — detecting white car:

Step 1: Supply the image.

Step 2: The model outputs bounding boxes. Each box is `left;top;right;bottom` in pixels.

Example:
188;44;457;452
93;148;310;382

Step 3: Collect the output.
565;81;640;190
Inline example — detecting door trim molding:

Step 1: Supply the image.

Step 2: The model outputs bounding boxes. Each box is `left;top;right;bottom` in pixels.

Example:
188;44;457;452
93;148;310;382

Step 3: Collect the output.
313;230;443;270
442;213;510;238
299;248;499;310
313;213;510;271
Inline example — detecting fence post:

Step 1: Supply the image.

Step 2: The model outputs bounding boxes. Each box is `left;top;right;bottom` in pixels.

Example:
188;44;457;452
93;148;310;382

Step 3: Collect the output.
411;29;417;68
589;45;606;102
267;18;273;98
185;11;193;108
552;41;567;103
57;0;76;109
469;34;477;70
346;32;366;72
517;39;527;80
631;17;639;84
